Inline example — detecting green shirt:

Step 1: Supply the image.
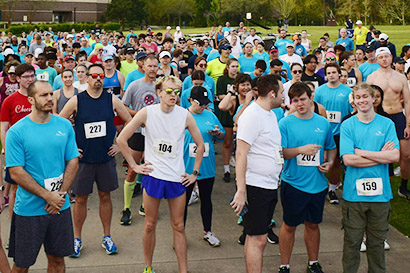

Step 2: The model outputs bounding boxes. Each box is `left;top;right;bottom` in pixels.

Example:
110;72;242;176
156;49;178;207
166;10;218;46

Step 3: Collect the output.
35;67;58;86
120;60;138;79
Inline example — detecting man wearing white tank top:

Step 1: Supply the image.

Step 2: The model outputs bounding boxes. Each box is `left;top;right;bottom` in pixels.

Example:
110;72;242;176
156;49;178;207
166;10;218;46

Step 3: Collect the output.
117;75;205;273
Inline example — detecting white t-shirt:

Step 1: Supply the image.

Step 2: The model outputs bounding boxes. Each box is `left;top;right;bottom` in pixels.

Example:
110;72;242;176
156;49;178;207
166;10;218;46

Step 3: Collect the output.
279;53;303;67
237;102;283;190
103;44;117;56
73;81;88;91
282;81;292;116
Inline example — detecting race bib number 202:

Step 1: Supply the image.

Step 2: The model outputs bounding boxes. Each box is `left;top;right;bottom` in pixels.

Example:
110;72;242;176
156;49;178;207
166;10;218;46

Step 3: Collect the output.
296;150;320;166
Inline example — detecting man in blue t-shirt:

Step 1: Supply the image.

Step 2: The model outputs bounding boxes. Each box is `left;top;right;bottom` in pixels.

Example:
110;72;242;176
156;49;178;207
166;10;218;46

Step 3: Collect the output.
278;82;336;273
274;29;293;56
340;83;399;273
314;63;352;205
6;81;79;271
336;28;354;52
359;44;380;82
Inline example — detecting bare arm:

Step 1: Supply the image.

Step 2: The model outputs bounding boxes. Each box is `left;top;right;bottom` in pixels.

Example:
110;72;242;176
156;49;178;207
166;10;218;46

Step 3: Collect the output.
342;154;380;167
218;93;235;111
355;69;362;83
118;71;125;98
401;75;410;139
112;95;131;125
0;121;10;153
52;89;60;114
318;103;328;118
231;139;251;216
60;157;79;193
174;67;180;78
318;148;337;173
355;148;400;164
282;144;322;160
124;103;137;116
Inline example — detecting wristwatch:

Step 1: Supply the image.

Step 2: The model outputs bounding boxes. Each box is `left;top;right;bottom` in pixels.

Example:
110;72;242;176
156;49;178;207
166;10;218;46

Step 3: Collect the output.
0;185;4;191
192;170;200;176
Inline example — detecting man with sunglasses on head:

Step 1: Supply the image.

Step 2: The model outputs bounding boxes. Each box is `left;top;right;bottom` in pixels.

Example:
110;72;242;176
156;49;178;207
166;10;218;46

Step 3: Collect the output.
117;75;204;273
314;63;353;205
302;54;325;89
358;43;380;82
59;64;132;258
119;55;160;225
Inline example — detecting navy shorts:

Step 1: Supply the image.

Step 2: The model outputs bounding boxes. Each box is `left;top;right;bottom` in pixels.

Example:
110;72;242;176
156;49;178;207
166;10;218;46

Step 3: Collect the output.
387;112;406;140
5;167;16;185
281;181;327;227
8;208;74;268
333;134;340;157
243;185;278;236
128;133;145;152
142;175;186;199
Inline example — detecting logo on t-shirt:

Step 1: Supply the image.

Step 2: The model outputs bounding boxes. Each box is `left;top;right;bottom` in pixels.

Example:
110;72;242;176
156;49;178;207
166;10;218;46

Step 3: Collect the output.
15;105;32;114
144;94;155;105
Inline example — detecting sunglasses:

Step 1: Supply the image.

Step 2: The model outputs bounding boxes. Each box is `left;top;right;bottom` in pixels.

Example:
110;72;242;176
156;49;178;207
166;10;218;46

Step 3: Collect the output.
87;73;105;79
198;64;207;68
326;57;336;61
292;70;302;74
161;88;180;95
137;49;145;52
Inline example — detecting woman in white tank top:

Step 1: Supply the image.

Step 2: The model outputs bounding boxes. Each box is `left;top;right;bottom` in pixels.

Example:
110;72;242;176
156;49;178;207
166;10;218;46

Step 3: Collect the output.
301;30;312;53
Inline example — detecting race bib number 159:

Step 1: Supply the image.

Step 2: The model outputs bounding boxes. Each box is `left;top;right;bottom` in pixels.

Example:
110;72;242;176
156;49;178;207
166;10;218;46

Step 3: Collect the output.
356;178;383;196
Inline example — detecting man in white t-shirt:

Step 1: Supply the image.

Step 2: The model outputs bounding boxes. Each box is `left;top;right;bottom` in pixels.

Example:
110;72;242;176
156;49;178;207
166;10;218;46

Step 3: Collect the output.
231;74;284;273
279;43;303;67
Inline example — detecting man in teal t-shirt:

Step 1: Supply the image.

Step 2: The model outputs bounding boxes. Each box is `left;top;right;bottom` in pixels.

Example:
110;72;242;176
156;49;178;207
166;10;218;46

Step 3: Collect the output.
35;53;57;86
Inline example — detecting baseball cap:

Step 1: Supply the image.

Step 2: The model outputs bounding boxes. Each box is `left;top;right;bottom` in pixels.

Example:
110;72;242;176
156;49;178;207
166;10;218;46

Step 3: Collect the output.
136;52;147;60
8;66;16;74
102;55;114;62
63;55;75;62
159;51;171;59
286;43;295;48
394;57;406;64
365;43;376;52
356;20;363;25
34;48;43;58
375;47;391;58
374;30;381;35
325;52;337;59
94;43;103;50
179;37;186;42
126;47;135;54
269;45;278;53
379;33;389;41
67;34;74;39
176;26;181;31
219;43;232;50
166;26;171;30
190;86;211;106
3;48;14;57
293;35;300;41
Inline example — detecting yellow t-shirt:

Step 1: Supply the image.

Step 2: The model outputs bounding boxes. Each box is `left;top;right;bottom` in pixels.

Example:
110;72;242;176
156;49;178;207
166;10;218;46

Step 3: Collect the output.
206;58;241;84
353;26;369;46
120;60;138;78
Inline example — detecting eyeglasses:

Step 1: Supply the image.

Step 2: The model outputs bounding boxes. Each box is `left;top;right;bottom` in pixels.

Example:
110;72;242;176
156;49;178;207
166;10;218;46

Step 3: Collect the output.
20;74;35;79
87;73;105;79
161;88;180;95
292;70;303;74
326;57;336;61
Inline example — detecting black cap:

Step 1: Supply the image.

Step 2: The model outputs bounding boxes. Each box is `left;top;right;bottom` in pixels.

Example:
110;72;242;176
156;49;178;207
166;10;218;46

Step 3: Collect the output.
394;57;406;64
126;47;135;54
365;43;376;52
190;86;211;106
374;30;381;35
219;43;232;50
179;37;186;42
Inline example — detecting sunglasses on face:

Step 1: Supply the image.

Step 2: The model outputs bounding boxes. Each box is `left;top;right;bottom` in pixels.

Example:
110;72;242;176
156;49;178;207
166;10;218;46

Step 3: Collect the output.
326;57;336;61
137;49;145;52
87;73;105;79
161;88;180;95
292;70;302;74
198;64;207;68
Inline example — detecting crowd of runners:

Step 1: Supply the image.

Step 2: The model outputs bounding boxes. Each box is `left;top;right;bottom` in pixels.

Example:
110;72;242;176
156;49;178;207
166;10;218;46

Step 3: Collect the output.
0;20;409;273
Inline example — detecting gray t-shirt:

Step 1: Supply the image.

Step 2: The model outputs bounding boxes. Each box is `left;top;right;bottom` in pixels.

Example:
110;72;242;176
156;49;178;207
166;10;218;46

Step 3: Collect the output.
122;78;160;133
29;42;46;55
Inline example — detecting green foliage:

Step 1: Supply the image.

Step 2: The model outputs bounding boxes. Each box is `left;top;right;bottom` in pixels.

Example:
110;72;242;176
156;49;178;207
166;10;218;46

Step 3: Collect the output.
5;22;121;35
105;0;147;29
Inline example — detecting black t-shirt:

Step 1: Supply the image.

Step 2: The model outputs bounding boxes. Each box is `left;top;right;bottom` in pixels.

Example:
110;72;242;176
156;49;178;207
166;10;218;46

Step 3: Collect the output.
301;72;325;88
181;50;193;74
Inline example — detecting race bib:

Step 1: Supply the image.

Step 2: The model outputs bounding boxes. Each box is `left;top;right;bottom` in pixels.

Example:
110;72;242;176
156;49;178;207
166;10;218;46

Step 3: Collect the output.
347;77;357;88
189;142;210;157
326;111;341;123
275;146;284;165
297;150;320;166
84;121;106;139
37;73;49;82
153;139;177;158
44;174;63;192
356;178;383;196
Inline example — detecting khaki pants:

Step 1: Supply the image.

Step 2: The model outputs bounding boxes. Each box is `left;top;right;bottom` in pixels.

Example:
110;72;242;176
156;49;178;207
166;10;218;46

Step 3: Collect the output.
342;200;391;273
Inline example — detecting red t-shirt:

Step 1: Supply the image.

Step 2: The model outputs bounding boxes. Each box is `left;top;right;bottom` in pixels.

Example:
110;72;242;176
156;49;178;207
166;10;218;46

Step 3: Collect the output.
90;55;103;64
141;42;158;54
0;91;32;126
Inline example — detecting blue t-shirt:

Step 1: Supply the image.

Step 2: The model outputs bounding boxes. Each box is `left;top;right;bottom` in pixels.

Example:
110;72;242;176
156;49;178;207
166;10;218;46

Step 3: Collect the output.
238;55;258;74
359;62;380;82
340;114;399;202
124;70;145;91
233;100;284;122
295;44;307;57
336;38;354;52
206;51;235;62
184;110;224;179
180;87;215;111
80;47;93;56
182;75;215;97
53;71;78;91
204;46;212;56
279;113;336;193
222;27;232;33
253;51;270;64
314;83;352;136
274;38;293;56
5;115;79;216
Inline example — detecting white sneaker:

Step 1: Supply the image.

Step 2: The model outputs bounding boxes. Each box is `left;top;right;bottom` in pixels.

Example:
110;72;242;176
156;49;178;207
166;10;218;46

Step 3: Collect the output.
203;231;221;247
188;191;199;206
384;240;391;250
229;156;236;167
394;166;401;176
360;237;366;252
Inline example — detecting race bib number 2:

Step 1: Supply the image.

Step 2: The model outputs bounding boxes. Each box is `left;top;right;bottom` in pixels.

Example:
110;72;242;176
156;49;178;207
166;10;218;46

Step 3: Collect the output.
84;121;106;139
189;143;210;157
297;150;320;166
44;174;63;192
356;178;383;196
153;139;177;158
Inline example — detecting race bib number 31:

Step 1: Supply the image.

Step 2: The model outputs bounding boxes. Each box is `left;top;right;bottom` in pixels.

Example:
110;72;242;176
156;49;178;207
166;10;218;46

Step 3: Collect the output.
297;150;320;166
189;143;210;157
44;174;63;192
356;178;383;196
153;139;177;158
84;121;106;139
326;111;341;123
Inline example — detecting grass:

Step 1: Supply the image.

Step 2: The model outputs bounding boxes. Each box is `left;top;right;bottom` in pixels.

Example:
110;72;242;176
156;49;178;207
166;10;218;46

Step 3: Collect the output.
389;166;410;237
131;25;410;52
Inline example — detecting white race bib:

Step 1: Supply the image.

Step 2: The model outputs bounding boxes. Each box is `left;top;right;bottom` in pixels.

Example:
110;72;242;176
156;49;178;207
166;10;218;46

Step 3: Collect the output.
189;142;210;157
44;174;63;192
275;146;284;165
326;111;341;123
297;150;320;166
356;178;383;196
37;73;49;82
84;121;106;139
153;139;177;158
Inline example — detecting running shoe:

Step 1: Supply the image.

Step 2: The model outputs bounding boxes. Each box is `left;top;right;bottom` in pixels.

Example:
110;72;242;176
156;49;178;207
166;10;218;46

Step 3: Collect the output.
139;203;145;216
360;237;366;252
306;262;324;273
384;240;391;250
69;238;82;258
229;156;236;167
223;172;231;183
327;190;339;204
398;188;410;200
120;208;132;225
133;183;142;197
4;196;9;207
143;266;155;273
188;190;199;206
270;219;276;228
394;166;401;176
238;232;246;245
204;231;221;247
102;235;118;255
278;266;290;273
237;216;243;225
267;228;279;244
122;158;128;167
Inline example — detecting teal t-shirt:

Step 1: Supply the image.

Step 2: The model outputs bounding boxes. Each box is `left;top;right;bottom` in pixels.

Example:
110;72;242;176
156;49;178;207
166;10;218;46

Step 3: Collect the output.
238;55;258;74
279;113;336;193
182;75;215;97
124;70;145;91
314;83;352;136
183;110;224;179
6;115;79;216
340;114;399;202
35;66;58;86
359;62;380;82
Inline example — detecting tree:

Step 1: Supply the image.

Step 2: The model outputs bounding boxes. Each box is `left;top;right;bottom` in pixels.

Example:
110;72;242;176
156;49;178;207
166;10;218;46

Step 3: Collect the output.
26;0;56;24
193;0;212;27
273;0;296;20
105;0;146;30
380;0;408;25
0;0;18;27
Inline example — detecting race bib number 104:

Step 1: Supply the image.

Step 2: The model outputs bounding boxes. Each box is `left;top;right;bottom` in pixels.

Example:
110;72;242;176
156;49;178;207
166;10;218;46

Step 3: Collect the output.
153;139;177;158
